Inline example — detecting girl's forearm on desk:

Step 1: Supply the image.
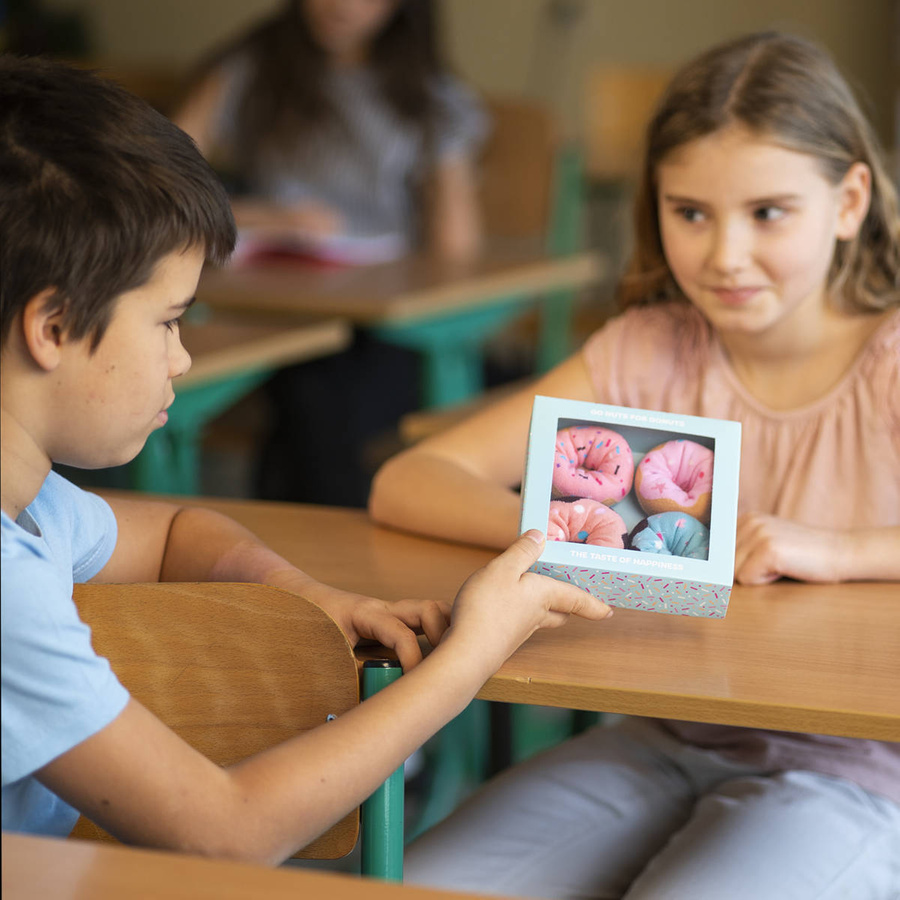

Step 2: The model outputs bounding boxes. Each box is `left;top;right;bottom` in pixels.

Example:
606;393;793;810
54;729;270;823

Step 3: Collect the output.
369;449;520;550
839;526;900;581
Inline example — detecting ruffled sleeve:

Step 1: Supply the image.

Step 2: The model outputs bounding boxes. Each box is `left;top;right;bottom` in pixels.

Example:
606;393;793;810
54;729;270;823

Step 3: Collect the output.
430;73;490;161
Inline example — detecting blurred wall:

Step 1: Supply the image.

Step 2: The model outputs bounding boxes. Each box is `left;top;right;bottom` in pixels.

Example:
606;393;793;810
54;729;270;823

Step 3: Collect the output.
41;0;896;144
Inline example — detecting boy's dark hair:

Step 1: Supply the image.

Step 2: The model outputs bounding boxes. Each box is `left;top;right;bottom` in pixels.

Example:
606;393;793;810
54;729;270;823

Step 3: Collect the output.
0;55;236;350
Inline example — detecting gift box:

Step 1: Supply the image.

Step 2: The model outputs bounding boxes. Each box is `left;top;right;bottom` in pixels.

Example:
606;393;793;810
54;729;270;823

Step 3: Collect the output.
520;395;741;617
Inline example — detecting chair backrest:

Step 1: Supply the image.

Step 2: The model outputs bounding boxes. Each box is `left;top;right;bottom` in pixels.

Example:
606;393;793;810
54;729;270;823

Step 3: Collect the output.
479;96;560;240
584;65;672;181
70;582;360;859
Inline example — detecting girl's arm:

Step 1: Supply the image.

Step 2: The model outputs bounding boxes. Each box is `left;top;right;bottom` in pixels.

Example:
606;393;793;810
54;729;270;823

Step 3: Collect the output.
41;532;611;865
426;155;483;262
369;351;596;549
735;515;900;584
173;70;342;239
171;68;228;160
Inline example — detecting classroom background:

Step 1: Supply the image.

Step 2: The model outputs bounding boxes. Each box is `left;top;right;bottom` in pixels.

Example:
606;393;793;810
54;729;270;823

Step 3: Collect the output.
6;0;898;502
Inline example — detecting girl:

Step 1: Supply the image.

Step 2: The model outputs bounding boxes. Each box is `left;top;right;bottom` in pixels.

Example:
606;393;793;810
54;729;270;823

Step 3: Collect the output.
370;32;900;898
175;0;489;507
175;0;487;262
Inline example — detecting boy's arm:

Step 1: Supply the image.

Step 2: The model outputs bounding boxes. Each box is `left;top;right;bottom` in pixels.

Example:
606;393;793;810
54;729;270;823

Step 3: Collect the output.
369;351;596;549
93;496;447;670
41;533;612;865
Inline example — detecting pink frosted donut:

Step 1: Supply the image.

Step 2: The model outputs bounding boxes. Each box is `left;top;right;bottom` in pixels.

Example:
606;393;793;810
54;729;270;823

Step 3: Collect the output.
552;426;634;505
634;439;714;524
548;499;627;548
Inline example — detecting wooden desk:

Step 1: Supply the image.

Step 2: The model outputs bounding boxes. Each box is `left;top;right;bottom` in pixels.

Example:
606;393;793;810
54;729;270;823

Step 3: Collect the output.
0;833;512;900
197;243;603;407
131;313;350;494
142;496;899;742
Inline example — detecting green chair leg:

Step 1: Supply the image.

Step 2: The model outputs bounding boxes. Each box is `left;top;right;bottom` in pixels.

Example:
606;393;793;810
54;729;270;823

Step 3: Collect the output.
360;660;405;881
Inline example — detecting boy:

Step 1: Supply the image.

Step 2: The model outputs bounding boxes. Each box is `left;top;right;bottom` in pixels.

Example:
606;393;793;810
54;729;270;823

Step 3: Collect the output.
0;56;611;863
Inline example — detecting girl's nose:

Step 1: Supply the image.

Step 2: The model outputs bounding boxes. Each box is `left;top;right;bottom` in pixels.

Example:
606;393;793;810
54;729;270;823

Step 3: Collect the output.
708;220;750;275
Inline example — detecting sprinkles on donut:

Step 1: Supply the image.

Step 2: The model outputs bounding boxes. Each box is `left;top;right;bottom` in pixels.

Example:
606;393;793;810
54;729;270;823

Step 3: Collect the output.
628;511;710;560
552;426;635;506
634;439;714;524
548;498;627;549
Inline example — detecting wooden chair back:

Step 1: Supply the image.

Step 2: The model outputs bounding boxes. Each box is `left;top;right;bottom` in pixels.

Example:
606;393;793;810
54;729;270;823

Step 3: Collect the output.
69;582;360;859
584;65;672;181
480;97;559;240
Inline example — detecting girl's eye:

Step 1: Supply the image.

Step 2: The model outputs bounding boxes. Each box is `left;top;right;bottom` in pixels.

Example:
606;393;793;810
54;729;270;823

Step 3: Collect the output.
675;206;705;224
163;318;180;332
754;206;785;222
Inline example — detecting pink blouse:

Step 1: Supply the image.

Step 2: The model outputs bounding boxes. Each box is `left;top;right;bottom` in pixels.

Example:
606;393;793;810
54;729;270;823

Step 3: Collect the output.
582;302;900;803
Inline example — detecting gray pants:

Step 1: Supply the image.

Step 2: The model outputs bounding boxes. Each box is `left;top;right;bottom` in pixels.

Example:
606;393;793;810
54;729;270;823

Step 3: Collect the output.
404;718;900;899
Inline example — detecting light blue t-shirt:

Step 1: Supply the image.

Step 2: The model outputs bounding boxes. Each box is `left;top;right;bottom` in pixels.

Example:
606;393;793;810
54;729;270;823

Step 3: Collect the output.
1;471;128;836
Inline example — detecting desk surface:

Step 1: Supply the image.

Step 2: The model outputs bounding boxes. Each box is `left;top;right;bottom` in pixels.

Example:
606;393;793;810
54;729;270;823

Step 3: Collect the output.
197;243;601;324
133;496;899;743
178;313;350;389
0;834;510;900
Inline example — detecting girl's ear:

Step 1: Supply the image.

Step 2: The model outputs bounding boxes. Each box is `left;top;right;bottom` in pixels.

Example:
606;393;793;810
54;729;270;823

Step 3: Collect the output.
21;290;68;372
835;162;871;241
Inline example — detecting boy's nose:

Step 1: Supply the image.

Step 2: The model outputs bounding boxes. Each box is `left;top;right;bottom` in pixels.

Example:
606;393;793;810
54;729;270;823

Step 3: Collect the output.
170;335;192;379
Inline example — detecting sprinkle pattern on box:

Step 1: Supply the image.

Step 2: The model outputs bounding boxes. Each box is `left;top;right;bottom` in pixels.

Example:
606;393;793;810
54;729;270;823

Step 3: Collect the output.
530;562;731;618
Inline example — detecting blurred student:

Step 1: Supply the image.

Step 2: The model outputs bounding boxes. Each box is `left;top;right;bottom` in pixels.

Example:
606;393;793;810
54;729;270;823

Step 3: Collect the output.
0;56;612;860
176;0;489;506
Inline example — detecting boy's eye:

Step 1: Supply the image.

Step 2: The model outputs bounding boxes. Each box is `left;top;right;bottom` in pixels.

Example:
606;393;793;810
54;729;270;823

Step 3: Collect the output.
675;206;705;224
753;206;785;222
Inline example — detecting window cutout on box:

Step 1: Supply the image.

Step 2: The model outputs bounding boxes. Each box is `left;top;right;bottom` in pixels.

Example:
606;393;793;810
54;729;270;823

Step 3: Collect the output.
548;417;715;561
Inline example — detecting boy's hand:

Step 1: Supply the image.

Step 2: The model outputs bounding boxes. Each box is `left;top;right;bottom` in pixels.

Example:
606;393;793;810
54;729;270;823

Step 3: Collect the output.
266;570;450;671
734;514;845;584
445;530;613;677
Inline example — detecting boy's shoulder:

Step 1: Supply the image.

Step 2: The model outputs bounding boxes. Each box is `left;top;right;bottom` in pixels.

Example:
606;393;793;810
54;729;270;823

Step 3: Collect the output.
1;472;117;584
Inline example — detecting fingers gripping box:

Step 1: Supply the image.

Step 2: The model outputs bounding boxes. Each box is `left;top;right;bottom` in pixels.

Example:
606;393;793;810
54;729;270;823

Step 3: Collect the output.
520;396;741;617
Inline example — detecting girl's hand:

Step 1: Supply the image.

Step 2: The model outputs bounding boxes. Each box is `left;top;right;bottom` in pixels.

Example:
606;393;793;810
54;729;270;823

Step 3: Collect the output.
278;201;343;240
445;530;613;678
734;514;846;584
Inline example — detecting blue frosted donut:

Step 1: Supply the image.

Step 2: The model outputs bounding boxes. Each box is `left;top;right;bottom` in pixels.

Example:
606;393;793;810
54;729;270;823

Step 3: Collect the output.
628;512;710;560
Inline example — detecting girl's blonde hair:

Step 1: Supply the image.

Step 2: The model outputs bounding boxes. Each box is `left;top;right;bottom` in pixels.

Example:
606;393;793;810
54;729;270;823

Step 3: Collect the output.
618;31;900;313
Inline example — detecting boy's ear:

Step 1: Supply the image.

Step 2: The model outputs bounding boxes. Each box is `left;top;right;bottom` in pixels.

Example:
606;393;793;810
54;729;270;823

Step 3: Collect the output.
21;289;69;372
835;162;871;241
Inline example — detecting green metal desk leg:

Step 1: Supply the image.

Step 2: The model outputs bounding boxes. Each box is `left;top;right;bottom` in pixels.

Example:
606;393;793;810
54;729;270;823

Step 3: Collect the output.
537;144;586;373
361;660;405;881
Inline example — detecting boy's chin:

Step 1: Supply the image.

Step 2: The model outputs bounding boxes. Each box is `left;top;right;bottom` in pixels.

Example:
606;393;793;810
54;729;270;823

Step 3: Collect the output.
60;444;146;472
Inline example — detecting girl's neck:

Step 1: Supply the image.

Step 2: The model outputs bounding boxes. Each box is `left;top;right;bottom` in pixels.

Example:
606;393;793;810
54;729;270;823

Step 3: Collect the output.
329;43;370;70
717;303;889;412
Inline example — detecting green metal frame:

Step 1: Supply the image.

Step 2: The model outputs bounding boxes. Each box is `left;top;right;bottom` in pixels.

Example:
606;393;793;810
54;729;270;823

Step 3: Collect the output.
360;659;406;881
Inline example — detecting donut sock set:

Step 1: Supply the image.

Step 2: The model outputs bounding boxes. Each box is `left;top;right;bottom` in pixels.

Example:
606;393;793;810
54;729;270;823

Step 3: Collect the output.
549;426;713;559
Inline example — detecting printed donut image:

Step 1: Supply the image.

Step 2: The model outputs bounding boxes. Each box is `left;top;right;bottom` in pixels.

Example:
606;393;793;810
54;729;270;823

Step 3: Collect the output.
548;499;627;548
553;426;634;506
628;512;710;560
634;439;714;523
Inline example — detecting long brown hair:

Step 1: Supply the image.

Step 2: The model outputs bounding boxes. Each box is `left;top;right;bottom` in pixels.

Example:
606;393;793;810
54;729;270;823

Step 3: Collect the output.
618;31;900;313
199;0;443;171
